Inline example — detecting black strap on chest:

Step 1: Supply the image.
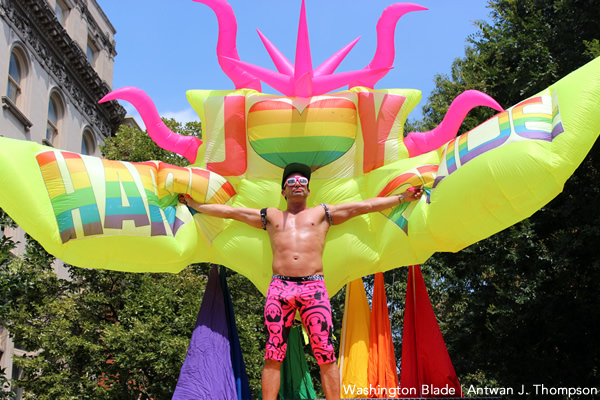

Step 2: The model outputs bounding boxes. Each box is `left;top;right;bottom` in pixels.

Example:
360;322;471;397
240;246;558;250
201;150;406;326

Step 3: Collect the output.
260;208;268;230
320;203;333;225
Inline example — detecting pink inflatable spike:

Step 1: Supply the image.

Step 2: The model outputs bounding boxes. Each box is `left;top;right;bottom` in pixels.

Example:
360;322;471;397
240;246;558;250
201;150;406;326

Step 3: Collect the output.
211;1;424;96
193;0;261;91
404;90;504;157
220;56;293;94
99;87;203;164
293;72;314;98
350;3;428;89
257;29;294;76
314;37;361;77
312;67;393;95
294;0;313;79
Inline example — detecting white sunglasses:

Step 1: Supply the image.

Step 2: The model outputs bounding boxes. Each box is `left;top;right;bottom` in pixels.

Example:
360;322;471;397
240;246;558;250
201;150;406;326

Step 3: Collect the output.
285;176;309;187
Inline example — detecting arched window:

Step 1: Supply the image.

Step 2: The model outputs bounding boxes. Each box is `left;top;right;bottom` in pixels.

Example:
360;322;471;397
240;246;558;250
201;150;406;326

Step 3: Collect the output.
81;129;95;155
7;49;24;103
3;44;32;130
46;92;64;145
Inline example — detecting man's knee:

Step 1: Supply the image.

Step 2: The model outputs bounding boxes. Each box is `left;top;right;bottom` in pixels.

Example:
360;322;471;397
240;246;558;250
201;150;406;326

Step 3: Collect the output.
319;360;338;371
263;358;282;370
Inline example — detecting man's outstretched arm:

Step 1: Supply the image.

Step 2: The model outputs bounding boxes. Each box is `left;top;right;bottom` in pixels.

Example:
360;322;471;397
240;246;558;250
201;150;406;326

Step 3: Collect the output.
178;194;263;229
327;187;424;225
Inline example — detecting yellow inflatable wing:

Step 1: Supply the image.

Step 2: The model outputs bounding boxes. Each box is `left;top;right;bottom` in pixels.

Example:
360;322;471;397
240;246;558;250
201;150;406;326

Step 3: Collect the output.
1;0;599;296
408;58;600;255
0;142;234;273
1;57;599;295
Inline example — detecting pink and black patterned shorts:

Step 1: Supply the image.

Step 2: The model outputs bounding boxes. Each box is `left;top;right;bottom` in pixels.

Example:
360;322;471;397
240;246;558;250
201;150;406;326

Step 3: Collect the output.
264;275;335;365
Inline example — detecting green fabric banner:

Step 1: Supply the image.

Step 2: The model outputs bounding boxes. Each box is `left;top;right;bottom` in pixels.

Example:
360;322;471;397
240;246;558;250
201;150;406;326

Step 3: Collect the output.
279;325;317;399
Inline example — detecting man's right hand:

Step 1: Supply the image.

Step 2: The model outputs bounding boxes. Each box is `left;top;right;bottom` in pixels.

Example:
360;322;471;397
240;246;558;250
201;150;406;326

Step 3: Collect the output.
178;193;190;205
402;186;424;202
178;194;200;210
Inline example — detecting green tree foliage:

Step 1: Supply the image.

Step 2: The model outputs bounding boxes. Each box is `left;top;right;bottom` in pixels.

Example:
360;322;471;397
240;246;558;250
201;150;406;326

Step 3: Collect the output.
406;0;600;397
0;368;16;400
414;0;600;134
99;118;202;166
0;210;18;312
0;211;17;400
3;252;206;399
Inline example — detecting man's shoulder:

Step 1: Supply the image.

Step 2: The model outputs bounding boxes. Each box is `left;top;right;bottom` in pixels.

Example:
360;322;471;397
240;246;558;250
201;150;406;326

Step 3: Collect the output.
265;207;284;217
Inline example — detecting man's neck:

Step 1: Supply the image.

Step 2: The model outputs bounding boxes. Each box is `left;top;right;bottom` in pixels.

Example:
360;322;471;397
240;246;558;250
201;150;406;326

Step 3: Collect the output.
286;199;307;214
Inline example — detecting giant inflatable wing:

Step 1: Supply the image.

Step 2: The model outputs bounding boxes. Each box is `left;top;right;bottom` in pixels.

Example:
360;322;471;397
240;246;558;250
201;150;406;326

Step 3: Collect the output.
1;0;599;295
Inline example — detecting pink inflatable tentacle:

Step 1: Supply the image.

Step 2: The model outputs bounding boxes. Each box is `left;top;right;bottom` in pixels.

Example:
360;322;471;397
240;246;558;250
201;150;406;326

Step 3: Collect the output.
99;87;202;164
257;29;294;76
371;4;428;70
314;37;361;77
404;90;504;157
350;3;427;89
193;0;261;91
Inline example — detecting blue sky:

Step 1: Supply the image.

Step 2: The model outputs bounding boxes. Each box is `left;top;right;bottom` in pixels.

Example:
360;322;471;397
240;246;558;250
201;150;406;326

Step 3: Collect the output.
98;0;492;127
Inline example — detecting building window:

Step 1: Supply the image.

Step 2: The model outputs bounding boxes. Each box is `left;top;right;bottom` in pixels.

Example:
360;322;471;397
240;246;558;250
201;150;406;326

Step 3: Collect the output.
86;38;98;66
3;45;33;130
7;50;23;103
81;129;95;155
46;93;63;146
55;0;69;26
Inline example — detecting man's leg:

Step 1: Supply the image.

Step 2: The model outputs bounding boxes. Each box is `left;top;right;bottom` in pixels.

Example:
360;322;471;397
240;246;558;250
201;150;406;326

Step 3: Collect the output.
263;278;294;399
320;361;341;400
262;359;282;400
298;279;339;399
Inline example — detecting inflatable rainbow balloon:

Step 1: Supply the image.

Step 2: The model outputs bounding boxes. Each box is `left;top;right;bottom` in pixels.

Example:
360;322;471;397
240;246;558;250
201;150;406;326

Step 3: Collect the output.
1;0;599;295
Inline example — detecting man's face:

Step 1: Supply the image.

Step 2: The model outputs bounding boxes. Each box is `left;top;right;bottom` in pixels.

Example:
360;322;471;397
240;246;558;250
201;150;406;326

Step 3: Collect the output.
282;172;310;199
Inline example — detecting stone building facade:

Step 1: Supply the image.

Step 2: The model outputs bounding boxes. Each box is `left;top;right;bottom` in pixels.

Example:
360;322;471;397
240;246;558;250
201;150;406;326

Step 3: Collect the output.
1;0;125;395
1;0;124;152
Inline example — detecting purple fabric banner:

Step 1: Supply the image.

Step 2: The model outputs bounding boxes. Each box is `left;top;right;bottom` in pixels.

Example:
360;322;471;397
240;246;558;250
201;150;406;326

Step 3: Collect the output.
172;265;237;399
220;267;253;399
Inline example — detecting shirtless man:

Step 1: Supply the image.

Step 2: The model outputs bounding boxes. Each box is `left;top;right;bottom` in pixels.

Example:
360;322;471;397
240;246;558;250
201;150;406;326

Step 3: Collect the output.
179;162;424;400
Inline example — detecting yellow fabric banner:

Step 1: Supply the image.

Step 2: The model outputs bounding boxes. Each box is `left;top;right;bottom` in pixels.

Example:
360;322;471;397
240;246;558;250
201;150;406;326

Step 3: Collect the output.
339;278;371;398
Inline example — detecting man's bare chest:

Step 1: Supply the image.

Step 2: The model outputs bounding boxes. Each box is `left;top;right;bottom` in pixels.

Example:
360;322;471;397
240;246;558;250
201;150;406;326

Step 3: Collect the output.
269;209;326;233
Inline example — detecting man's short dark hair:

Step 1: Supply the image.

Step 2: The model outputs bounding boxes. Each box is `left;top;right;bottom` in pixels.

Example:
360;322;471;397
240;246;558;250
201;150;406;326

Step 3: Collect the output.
282;163;312;189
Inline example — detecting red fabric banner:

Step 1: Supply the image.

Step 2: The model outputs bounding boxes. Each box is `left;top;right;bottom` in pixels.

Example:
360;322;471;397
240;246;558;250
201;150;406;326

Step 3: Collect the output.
400;265;462;398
